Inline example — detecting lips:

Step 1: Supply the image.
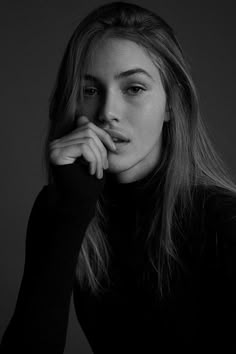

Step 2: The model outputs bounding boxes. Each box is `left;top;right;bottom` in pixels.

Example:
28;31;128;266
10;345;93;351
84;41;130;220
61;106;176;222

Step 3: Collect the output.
104;129;130;143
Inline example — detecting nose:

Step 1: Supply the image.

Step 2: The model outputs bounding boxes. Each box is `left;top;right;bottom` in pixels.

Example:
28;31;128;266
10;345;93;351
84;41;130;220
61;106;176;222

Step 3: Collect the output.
96;90;121;125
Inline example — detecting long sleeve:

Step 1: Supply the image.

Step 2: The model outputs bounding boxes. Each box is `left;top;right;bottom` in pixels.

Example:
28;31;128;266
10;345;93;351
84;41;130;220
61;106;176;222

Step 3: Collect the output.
0;159;106;353
216;195;236;351
199;189;236;352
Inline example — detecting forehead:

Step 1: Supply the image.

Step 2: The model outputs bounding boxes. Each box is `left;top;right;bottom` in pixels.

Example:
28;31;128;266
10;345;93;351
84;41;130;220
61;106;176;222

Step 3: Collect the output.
85;38;160;81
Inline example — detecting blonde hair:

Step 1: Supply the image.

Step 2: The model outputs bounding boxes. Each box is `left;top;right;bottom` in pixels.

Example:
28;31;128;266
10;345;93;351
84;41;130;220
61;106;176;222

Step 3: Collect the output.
43;2;236;297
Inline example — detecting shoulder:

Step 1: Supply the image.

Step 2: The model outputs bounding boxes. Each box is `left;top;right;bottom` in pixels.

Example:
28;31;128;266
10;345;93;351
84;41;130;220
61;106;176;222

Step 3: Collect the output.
198;186;236;285
180;185;236;271
191;184;236;247
180;185;236;228
197;185;236;230
31;184;58;210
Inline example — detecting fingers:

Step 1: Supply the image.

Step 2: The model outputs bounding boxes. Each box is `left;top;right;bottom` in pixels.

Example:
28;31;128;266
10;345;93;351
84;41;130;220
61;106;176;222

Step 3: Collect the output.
50;141;97;176
51;129;109;169
84;137;104;179
81;122;117;152
79;142;99;177
50;139;105;179
49;115;116;179
76;115;90;127
70;115;117;152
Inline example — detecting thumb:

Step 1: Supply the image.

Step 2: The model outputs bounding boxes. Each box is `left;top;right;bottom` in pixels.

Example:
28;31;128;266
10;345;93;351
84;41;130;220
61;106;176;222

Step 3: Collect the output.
76;115;90;127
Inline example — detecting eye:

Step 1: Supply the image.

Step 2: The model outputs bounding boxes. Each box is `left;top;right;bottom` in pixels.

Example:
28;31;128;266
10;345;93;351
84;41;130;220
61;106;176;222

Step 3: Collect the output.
83;87;98;97
83;85;146;97
125;86;146;96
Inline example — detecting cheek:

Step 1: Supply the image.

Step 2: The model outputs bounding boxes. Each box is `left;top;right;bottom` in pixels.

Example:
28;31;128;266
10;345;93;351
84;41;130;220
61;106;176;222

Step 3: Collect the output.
77;97;100;118
77;104;95;120
134;101;166;143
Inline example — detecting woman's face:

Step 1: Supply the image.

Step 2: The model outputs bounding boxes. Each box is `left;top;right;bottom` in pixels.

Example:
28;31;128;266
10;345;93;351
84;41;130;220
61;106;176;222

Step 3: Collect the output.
79;38;169;183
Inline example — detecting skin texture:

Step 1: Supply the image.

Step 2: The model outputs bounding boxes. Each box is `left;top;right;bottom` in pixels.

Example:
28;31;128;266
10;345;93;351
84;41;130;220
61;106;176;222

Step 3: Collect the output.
79;38;170;183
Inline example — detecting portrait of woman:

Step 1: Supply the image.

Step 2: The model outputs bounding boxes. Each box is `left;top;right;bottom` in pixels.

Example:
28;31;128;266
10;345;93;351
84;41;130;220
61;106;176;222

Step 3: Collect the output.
1;1;236;353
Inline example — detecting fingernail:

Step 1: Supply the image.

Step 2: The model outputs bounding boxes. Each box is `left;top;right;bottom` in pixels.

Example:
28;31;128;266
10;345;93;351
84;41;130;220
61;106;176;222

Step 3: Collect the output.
112;142;116;150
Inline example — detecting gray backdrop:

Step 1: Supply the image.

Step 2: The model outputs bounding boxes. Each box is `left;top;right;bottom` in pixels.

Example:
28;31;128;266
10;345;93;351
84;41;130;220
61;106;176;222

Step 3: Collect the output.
1;0;235;353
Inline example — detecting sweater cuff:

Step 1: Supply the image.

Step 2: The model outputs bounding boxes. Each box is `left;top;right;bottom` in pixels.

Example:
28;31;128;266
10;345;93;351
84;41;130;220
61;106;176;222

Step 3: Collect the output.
50;158;106;211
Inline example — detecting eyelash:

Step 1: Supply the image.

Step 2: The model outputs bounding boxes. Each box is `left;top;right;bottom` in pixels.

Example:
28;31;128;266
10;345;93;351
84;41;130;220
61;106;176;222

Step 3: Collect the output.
83;86;146;97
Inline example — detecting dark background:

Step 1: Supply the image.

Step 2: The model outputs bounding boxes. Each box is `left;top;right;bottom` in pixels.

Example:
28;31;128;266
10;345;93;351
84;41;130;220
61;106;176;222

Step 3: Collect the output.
0;0;235;353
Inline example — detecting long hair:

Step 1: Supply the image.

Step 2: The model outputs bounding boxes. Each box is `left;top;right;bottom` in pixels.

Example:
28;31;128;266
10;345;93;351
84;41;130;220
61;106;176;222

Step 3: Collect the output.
43;2;236;297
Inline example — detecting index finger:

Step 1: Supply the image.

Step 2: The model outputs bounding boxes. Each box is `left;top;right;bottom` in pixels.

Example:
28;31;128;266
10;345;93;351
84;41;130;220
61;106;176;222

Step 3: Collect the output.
75;115;90;127
85;122;116;150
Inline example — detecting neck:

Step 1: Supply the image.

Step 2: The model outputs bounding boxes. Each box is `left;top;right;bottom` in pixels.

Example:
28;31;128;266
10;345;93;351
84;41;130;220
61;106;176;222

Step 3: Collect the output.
103;161;165;206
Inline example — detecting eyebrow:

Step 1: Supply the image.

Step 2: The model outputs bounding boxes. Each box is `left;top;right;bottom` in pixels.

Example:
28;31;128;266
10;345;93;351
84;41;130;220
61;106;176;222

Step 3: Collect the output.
83;68;154;82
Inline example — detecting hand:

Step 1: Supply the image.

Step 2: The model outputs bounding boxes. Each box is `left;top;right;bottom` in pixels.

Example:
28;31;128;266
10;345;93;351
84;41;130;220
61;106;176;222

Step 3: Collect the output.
49;116;116;179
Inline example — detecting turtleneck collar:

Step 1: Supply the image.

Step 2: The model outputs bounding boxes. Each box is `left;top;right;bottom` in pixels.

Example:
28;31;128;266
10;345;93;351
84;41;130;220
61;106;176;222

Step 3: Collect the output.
103;162;165;205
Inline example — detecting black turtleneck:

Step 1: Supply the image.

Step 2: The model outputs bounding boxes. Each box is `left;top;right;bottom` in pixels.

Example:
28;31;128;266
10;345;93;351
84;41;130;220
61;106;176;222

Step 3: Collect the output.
1;158;236;353
100;165;162;274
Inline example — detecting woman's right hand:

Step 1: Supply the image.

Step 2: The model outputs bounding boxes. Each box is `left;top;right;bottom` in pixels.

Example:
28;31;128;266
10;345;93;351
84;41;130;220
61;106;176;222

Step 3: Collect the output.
49;115;117;179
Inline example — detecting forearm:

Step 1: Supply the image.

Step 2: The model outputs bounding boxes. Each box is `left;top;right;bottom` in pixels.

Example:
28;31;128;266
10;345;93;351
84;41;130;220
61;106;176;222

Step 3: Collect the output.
0;161;105;353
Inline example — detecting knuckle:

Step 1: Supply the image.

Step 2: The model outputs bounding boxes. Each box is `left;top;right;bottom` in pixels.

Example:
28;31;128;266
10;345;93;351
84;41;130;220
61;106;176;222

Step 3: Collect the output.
81;143;93;156
87;129;94;138
50;148;60;163
101;149;107;160
87;137;94;144
87;122;93;129
89;154;96;163
80;142;87;151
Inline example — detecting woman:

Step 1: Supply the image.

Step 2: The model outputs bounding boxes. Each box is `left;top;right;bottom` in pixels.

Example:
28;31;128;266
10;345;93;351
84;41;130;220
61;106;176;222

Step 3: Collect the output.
1;2;236;353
